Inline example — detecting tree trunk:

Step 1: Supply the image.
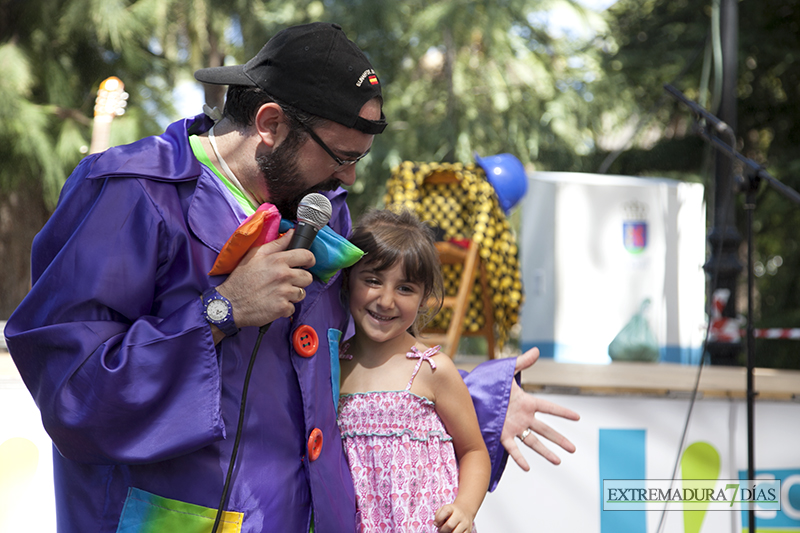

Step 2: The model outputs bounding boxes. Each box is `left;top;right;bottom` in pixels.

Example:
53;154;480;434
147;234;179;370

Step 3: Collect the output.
0;180;50;319
202;26;227;111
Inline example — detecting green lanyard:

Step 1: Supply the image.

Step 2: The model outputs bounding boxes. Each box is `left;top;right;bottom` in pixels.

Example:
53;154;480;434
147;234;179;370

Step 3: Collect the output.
189;134;257;216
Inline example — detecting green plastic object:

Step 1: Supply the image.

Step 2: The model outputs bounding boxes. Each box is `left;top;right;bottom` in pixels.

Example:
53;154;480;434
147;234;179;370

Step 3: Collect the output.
608;299;660;362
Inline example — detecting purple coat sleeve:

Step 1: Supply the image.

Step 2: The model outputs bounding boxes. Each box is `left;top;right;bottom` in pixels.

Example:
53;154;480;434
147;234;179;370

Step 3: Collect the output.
460;356;517;492
5;159;224;465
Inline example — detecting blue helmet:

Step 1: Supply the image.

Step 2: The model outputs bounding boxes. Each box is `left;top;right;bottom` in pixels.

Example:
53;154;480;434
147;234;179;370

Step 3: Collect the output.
474;153;528;213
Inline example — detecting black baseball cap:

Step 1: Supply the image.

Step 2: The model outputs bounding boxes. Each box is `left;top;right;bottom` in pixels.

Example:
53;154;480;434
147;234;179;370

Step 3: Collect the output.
194;22;387;135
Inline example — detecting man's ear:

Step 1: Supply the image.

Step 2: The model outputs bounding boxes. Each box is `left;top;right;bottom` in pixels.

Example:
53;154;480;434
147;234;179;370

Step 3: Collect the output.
254;102;287;149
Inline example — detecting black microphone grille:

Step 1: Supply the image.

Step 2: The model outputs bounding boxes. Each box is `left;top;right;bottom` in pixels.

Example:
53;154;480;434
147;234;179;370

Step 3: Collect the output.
296;193;333;230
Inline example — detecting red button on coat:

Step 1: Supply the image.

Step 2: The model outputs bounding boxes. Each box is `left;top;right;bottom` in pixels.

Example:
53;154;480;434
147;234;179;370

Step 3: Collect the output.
292;325;318;357
308;428;323;462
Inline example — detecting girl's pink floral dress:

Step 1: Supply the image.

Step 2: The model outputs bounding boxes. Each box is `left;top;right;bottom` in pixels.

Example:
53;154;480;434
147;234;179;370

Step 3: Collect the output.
337;345;476;533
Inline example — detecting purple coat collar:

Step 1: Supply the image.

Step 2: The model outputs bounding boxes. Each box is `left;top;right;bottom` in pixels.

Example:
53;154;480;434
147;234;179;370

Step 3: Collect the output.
84;113;352;254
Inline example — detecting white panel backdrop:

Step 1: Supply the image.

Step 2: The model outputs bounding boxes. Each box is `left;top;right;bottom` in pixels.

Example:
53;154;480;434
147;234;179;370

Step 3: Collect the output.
519;172;707;365
476;393;800;533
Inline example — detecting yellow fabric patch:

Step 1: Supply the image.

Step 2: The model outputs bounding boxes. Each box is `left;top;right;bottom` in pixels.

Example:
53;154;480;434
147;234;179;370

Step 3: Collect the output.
116;487;243;533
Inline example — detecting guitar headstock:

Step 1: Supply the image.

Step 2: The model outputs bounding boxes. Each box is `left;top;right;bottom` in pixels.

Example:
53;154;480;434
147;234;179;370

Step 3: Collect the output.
93;76;128;122
89;76;129;154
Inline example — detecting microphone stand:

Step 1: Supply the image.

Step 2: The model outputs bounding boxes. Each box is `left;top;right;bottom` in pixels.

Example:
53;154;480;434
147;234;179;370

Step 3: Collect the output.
665;84;800;533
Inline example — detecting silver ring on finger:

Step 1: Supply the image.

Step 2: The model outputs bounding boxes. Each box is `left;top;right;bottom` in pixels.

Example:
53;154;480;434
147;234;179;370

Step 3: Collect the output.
519;428;533;441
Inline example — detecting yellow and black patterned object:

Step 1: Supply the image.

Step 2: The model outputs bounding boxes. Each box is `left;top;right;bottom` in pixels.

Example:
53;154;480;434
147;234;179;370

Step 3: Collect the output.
384;160;524;349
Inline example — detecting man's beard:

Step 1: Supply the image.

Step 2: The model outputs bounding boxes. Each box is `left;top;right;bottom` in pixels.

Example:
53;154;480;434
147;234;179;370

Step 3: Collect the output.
257;129;341;220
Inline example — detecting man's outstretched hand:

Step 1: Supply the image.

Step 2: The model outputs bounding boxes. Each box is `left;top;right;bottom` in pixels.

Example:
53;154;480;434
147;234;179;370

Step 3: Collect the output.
500;348;581;471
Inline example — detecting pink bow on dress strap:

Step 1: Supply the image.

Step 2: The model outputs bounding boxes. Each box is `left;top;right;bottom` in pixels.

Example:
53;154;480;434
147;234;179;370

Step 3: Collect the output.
406;345;440;369
405;345;440;390
339;341;354;360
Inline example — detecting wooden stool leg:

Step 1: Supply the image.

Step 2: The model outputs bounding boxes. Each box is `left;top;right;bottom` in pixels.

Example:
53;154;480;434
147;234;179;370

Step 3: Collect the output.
444;241;479;356
478;260;496;358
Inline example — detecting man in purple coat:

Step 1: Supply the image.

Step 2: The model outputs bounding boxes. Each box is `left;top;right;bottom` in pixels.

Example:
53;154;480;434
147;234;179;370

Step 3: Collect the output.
4;22;578;532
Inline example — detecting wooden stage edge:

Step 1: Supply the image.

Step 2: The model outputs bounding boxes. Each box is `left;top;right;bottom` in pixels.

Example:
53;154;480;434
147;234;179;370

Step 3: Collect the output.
3;344;800;402
454;357;800;402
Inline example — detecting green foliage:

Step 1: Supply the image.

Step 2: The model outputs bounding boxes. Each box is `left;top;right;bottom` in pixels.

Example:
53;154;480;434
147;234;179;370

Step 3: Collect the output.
319;0;609;215
0;41;54;194
1;0;164;207
603;0;800;368
1;0;612;209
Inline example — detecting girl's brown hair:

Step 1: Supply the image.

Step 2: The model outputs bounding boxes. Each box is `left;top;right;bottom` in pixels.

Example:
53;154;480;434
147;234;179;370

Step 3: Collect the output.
347;209;444;335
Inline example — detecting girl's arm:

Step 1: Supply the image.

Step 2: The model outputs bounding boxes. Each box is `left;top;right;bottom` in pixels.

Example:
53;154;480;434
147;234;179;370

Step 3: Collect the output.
429;355;492;533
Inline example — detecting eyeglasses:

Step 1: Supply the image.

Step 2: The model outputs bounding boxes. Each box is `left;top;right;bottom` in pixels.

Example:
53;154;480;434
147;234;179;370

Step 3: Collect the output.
299;122;370;170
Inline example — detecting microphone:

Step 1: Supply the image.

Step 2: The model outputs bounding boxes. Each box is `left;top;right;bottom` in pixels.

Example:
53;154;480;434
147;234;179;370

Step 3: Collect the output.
287;193;333;250
663;84;735;136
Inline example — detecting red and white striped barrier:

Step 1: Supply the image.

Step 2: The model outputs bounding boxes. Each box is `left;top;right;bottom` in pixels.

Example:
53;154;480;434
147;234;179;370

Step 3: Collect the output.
708;289;800;342
750;328;800;340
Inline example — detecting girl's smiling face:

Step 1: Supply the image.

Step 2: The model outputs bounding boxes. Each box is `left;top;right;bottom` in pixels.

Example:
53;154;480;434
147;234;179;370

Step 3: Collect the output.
348;260;424;345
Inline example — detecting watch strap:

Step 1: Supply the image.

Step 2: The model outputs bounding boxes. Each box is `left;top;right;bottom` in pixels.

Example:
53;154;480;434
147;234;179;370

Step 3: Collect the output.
202;287;239;337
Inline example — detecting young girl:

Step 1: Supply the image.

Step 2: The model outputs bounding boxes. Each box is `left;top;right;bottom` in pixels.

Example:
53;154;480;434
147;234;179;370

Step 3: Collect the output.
338;209;491;533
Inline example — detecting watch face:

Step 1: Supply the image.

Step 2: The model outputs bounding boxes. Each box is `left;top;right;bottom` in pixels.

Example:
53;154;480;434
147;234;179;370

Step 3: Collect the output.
207;299;229;322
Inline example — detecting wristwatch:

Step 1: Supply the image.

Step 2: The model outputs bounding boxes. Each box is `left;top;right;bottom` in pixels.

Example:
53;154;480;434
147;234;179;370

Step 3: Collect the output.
202;287;239;337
